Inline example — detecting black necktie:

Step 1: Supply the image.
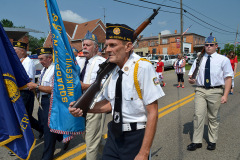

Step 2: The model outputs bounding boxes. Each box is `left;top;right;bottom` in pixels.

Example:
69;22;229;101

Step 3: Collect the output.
204;55;211;88
112;70;123;138
80;59;88;81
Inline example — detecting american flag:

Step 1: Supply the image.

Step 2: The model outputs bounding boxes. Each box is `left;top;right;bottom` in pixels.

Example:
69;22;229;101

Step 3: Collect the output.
182;25;192;36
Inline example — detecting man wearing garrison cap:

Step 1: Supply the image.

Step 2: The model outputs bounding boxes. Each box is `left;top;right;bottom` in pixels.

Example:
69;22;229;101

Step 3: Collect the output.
69;23;165;159
188;33;233;151
28;47;61;160
76;31;106;160
13;41;43;134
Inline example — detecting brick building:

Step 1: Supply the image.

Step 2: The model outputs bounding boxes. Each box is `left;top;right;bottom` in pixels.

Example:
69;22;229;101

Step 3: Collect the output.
134;30;205;56
43;19;106;52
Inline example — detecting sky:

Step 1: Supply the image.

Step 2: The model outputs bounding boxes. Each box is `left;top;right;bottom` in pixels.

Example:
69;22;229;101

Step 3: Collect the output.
1;0;240;49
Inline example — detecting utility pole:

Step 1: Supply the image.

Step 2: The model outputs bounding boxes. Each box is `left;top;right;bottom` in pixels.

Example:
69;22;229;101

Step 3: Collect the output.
180;0;183;54
234;24;239;52
103;8;106;25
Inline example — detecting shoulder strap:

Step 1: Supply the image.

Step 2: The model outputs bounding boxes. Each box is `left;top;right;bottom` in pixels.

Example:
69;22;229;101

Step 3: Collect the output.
134;58;151;99
85;56;99;83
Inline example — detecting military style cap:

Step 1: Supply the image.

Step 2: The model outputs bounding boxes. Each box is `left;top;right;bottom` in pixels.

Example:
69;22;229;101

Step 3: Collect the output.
106;23;134;42
71;47;78;53
13;41;27;50
205;33;217;43
36;47;53;56
83;31;98;43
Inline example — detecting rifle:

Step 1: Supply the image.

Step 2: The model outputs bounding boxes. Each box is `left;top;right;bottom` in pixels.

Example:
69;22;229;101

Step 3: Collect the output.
191;47;205;79
72;7;161;116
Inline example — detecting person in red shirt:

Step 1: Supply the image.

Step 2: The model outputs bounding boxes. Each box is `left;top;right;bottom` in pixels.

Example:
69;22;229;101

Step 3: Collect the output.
227;51;238;94
156;56;166;87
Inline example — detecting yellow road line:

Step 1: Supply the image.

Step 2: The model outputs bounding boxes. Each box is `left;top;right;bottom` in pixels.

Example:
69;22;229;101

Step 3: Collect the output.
71;152;86;160
158;97;195;118
55;144;86;160
158;93;195;113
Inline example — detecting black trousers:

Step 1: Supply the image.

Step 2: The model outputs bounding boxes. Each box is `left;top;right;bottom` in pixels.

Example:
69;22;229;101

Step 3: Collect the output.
102;121;145;160
40;95;62;160
177;73;184;82
20;90;43;133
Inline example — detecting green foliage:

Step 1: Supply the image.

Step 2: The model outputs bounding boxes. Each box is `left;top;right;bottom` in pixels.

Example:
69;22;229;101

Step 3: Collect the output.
29;35;45;55
220;43;240;56
1;19;14;27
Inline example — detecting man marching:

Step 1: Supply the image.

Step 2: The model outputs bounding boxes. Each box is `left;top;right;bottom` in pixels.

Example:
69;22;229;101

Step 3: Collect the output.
69;23;165;159
187;33;233;151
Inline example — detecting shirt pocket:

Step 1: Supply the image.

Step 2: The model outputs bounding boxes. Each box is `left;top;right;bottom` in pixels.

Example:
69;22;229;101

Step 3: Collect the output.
107;91;115;100
123;90;145;114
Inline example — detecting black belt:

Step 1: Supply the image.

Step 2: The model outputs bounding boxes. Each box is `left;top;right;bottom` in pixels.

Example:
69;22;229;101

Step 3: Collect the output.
198;85;222;89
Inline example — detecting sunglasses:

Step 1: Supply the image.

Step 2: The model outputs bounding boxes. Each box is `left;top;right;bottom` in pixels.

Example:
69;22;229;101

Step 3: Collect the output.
205;44;215;47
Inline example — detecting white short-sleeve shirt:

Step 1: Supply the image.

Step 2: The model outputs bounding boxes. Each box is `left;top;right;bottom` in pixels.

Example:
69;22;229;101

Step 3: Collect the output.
40;63;54;96
104;53;165;123
188;52;233;86
22;56;35;83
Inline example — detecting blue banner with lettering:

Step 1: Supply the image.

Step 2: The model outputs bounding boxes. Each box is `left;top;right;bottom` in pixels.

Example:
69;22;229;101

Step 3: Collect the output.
45;0;85;142
0;23;35;160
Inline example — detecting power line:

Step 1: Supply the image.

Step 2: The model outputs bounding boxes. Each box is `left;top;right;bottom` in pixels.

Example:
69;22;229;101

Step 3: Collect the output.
185;11;235;34
137;0;182;10
184;14;231;35
113;0;180;14
137;0;235;34
168;0;236;31
113;0;153;10
112;0;236;35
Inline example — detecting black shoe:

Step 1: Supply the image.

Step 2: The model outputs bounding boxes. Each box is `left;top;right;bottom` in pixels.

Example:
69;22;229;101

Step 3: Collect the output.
38;132;44;139
187;143;202;151
8;151;15;156
63;141;70;150
207;142;216;150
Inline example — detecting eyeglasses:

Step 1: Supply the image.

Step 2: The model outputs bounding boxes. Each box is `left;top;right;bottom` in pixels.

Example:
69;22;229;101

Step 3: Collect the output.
205;44;215;47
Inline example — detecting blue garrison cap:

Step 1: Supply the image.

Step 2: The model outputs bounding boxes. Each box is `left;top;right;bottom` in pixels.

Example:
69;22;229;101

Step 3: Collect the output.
205;33;217;43
106;23;134;42
71;47;78;53
83;31;98;43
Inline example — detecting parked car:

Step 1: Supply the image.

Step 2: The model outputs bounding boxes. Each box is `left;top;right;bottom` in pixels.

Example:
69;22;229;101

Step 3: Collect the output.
188;58;196;65
185;53;197;63
143;54;177;69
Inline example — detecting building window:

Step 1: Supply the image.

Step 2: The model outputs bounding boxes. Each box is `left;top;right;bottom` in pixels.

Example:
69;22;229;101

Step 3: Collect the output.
163;48;167;54
184;37;186;42
151;41;155;46
152;48;156;54
162;39;168;44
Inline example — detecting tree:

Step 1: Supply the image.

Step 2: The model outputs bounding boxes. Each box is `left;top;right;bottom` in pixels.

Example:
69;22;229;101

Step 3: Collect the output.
220;43;235;55
0;19;14;27
28;35;45;54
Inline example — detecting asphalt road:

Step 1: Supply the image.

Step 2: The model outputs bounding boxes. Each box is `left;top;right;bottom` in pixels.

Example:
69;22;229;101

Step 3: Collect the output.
1;66;240;160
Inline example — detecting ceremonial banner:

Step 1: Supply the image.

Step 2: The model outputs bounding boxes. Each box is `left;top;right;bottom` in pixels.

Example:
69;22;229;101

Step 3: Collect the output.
0;23;35;160
45;0;85;142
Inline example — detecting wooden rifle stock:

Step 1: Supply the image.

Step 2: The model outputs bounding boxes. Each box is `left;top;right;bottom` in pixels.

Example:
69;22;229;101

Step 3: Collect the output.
72;59;116;116
72;7;161;115
191;47;205;79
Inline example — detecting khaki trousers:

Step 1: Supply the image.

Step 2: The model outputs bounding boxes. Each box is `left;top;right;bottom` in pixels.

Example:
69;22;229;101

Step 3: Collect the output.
85;113;106;160
193;87;223;143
